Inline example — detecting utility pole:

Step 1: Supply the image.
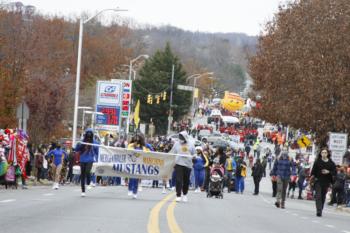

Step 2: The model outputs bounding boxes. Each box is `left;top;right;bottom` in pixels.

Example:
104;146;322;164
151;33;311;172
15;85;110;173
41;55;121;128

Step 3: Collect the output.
167;64;175;135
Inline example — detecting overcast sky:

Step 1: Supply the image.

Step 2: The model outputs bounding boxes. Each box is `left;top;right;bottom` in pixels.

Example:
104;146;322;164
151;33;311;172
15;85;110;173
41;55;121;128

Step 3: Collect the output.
17;0;289;36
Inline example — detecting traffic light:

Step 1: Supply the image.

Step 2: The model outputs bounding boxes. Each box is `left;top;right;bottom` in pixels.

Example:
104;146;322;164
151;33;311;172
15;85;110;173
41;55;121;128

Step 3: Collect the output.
147;94;153;104
163;91;167;101
156;95;160;104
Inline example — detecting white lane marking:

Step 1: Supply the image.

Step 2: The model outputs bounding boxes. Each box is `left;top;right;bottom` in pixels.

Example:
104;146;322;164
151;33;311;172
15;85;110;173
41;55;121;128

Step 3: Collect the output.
43;193;54;196
301;217;309;220
312;220;320;224
0;199;16;203
341;231;350;233
292;213;298;216
285;211;290;213
325;225;335;228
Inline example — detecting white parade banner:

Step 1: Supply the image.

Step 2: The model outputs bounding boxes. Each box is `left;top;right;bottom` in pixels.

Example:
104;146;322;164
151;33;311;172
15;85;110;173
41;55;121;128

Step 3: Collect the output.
94;145;178;179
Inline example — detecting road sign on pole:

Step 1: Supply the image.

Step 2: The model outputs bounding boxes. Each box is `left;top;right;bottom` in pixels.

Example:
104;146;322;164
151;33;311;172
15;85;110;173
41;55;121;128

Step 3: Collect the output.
177;85;194;91
16;101;29;133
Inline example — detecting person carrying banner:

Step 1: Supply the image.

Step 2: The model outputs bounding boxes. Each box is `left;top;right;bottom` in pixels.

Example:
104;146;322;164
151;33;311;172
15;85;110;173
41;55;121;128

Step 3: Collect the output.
75;129;99;197
170;131;195;202
47;143;68;190
127;133;149;199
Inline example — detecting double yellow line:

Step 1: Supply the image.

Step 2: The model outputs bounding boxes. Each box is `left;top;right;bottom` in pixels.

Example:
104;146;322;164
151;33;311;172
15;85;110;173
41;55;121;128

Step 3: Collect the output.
147;193;183;233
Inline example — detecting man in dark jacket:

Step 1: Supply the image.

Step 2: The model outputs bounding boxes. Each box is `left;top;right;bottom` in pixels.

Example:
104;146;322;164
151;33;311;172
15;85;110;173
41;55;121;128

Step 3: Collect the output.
252;159;264;195
271;150;296;209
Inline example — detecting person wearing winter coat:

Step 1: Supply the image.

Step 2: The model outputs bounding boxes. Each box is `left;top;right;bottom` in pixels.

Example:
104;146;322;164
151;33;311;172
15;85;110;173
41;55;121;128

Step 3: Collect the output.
252;158;264;195
235;158;247;194
127;133;149;199
271;150;296;209
193;146;209;192
170;131;195;203
74;128;99;197
310;148;336;217
225;152;236;192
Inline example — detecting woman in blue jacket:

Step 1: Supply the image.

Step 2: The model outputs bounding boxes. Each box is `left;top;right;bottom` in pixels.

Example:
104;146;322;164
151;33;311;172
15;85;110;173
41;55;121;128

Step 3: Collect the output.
75;129;99;197
193;146;208;192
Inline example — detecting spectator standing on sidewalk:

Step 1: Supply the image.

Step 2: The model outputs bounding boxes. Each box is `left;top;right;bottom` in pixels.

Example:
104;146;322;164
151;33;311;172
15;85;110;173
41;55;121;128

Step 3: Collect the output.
34;146;44;183
310;148;336;217
271;150;296;209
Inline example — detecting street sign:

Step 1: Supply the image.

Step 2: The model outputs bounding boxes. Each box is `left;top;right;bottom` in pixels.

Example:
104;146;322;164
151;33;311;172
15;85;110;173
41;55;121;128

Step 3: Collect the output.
329;133;348;151
297;135;311;148
331;150;344;165
177;85;194;91
16;102;30;119
16;102;30;133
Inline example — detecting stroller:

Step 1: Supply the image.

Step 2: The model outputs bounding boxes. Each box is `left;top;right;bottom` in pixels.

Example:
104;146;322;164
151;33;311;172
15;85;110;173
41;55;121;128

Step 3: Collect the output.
207;161;224;199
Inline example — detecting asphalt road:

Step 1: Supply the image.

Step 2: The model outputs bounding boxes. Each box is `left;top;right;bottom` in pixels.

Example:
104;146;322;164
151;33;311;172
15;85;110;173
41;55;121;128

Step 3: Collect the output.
0;176;349;233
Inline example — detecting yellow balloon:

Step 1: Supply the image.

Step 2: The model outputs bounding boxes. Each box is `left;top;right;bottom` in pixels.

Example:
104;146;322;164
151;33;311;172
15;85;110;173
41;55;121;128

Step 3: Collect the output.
220;92;245;112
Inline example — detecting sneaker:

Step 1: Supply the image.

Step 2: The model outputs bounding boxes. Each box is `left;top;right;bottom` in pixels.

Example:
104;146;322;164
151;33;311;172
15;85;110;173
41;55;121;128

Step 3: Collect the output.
128;191;133;196
171;187;175;191
132;194;137;199
87;185;92;190
138;186;143;192
182;195;188;202
91;182;96;187
175;197;181;202
162;187;167;194
81;192;86;197
194;188;199;193
316;212;322;217
52;183;56;190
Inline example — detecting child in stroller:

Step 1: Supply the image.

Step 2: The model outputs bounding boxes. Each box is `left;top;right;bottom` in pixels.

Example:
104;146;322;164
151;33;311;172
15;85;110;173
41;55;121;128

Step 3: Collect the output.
207;158;224;198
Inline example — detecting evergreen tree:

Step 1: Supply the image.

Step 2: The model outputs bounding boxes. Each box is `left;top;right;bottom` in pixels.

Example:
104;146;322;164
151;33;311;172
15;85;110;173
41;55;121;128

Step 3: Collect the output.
133;43;191;134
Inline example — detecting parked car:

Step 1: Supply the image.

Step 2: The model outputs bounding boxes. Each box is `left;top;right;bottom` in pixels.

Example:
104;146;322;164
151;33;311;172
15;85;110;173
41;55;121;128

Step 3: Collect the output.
198;129;211;141
206;132;223;144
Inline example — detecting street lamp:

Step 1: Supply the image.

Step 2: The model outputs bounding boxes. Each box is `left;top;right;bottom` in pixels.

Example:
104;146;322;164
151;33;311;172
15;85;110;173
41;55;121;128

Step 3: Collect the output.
128;54;149;81
186;72;214;114
72;8;127;147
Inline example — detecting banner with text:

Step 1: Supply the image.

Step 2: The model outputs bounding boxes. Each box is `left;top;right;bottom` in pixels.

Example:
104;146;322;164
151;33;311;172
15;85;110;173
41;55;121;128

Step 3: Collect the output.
95;146;177;179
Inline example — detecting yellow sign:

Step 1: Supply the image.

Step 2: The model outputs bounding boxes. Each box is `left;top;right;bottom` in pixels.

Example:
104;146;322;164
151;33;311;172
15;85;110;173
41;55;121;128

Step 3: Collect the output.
297;136;311;148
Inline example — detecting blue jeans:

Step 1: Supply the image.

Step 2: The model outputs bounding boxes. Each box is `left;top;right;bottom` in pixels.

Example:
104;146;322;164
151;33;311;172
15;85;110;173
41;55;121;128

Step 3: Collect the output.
128;178;138;194
235;176;245;193
194;169;205;188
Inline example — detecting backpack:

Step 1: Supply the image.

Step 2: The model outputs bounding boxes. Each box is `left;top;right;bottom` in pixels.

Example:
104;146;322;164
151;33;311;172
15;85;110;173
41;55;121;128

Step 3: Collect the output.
5;166;15;182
